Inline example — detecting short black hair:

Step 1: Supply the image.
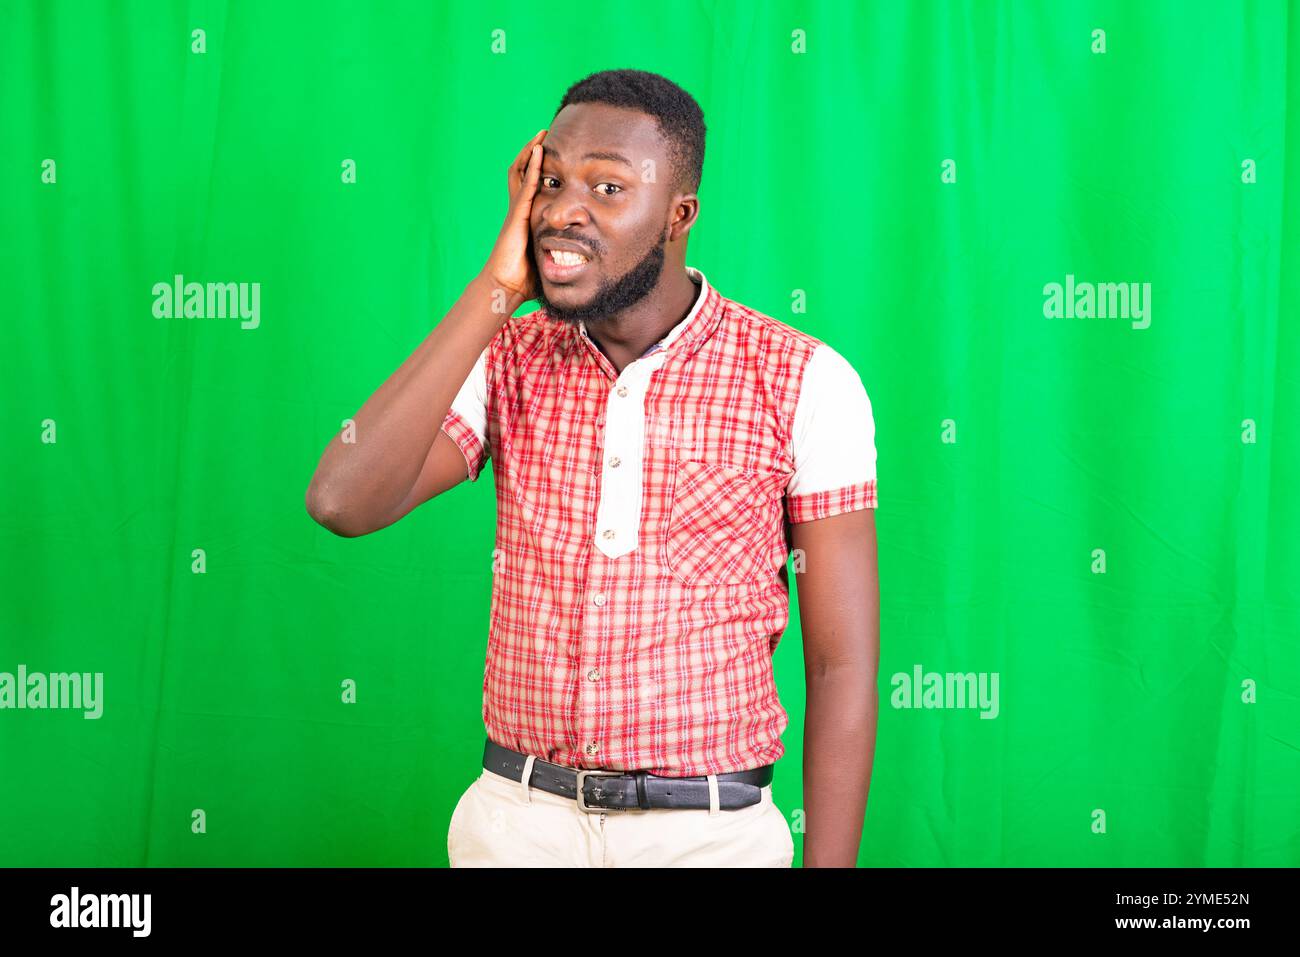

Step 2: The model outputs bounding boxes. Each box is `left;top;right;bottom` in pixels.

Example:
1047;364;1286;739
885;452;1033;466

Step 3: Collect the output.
554;69;706;194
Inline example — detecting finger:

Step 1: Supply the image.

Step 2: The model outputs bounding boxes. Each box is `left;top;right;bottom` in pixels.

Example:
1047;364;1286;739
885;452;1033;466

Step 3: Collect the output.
510;131;541;171
515;131;546;195
507;141;532;196
508;130;548;196
510;145;543;221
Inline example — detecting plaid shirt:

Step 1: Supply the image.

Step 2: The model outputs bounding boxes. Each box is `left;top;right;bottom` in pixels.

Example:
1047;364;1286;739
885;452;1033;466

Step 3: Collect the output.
440;266;877;776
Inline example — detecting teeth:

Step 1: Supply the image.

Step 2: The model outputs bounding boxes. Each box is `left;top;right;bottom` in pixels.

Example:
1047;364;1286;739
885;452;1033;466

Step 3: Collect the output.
549;249;588;266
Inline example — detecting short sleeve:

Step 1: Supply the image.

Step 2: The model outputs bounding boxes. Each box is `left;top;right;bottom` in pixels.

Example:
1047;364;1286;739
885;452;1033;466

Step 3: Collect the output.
785;342;877;523
440;344;490;482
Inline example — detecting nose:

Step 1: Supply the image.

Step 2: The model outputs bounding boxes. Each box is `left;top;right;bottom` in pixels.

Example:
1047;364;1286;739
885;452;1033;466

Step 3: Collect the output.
537;180;591;233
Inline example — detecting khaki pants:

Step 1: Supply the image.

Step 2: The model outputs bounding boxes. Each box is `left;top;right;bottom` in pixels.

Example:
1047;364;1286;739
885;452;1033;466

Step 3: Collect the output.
447;764;795;867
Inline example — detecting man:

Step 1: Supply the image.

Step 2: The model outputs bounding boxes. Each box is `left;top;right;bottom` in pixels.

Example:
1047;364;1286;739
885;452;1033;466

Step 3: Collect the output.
305;69;879;867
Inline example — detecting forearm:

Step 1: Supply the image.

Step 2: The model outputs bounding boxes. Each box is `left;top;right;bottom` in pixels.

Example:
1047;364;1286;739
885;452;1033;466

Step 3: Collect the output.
802;661;878;867
305;272;519;535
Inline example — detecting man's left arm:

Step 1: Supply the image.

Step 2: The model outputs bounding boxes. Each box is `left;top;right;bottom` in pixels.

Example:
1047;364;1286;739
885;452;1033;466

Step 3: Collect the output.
782;341;880;866
790;506;880;867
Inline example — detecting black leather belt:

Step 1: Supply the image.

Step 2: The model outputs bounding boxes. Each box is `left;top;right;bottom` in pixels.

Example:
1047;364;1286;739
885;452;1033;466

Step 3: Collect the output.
482;737;773;812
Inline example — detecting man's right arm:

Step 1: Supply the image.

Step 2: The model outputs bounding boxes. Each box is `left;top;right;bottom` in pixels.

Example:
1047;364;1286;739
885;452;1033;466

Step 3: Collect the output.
303;273;520;537
304;129;547;537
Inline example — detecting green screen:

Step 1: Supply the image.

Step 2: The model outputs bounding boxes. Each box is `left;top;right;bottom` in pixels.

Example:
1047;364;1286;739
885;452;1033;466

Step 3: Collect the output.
2;0;1297;867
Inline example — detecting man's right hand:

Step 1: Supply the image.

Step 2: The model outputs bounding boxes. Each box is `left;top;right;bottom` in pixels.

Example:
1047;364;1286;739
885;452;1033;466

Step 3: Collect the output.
482;129;547;306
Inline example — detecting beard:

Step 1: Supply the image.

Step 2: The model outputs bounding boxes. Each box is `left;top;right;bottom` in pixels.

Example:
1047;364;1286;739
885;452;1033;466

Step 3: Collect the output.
535;229;667;325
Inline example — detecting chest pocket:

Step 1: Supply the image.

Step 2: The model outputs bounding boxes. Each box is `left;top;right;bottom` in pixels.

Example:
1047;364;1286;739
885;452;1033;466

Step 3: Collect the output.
664;458;787;586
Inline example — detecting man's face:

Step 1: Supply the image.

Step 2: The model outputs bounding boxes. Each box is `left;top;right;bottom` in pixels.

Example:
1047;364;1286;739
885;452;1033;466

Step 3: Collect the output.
531;102;678;324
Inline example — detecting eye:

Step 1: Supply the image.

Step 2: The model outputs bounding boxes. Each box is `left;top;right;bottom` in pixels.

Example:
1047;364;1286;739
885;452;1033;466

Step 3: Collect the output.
595;183;622;197
540;176;560;189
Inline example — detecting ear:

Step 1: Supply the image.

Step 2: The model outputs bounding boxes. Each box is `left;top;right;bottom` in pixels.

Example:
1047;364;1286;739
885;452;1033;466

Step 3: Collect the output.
667;192;700;243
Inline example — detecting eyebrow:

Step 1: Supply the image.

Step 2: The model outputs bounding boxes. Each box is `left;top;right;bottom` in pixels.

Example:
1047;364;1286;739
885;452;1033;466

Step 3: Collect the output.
542;144;634;169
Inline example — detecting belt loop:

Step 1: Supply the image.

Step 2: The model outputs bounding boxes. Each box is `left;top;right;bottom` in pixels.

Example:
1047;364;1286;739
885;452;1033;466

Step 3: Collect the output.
519;754;536;806
707;774;720;816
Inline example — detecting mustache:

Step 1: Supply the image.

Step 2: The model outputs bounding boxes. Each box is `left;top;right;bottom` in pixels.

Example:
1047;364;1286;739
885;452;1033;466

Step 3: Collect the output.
535;232;602;256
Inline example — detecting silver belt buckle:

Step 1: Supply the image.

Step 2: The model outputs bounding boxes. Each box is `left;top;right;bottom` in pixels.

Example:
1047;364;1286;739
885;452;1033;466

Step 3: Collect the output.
575;769;625;813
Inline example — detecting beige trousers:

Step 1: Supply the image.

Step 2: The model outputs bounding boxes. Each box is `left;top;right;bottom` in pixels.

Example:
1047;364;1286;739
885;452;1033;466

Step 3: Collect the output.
447;764;795;867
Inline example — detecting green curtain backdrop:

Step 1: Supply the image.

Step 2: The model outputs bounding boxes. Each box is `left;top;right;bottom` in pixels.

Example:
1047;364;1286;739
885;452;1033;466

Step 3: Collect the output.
2;0;1297;867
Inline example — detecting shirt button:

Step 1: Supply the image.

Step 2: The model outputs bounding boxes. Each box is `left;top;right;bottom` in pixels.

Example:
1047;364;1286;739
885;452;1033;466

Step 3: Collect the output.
593;593;607;606
585;742;600;756
587;668;601;681
616;385;628;397
608;456;621;468
602;528;616;540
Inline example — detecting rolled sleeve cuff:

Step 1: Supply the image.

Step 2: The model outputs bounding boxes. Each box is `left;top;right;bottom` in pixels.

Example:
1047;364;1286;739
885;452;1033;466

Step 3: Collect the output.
440;408;487;483
786;478;877;524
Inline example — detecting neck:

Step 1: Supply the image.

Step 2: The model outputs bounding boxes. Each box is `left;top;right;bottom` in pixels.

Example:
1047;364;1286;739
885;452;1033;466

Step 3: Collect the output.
586;266;700;374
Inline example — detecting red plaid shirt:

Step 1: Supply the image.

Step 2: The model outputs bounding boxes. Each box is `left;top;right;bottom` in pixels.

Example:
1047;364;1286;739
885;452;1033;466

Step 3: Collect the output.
440;267;877;776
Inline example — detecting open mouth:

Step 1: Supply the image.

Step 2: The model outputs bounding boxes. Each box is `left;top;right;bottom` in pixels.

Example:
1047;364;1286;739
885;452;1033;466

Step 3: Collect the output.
540;247;592;283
